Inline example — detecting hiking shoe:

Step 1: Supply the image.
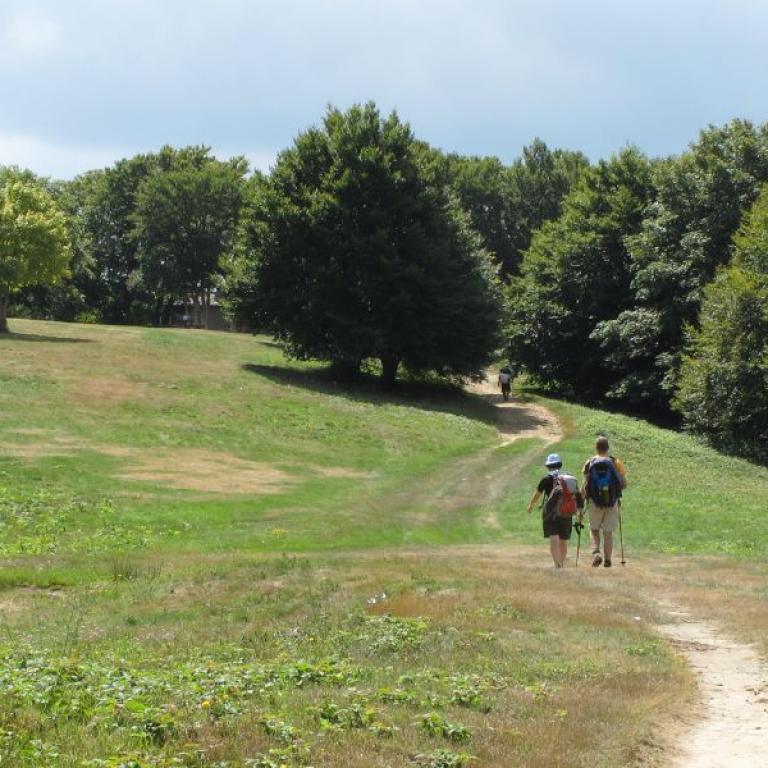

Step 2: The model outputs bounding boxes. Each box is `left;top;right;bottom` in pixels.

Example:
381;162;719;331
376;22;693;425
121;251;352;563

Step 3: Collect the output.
604;559;612;568
591;552;602;567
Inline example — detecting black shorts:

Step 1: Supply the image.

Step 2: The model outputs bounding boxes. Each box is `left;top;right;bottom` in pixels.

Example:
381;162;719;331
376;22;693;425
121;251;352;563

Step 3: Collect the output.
543;514;572;540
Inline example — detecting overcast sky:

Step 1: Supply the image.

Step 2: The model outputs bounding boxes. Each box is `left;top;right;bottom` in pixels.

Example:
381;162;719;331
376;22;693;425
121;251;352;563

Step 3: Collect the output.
1;0;767;178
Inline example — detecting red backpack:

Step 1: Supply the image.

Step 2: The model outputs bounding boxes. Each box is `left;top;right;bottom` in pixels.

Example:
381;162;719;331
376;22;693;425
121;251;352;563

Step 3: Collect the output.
544;472;582;518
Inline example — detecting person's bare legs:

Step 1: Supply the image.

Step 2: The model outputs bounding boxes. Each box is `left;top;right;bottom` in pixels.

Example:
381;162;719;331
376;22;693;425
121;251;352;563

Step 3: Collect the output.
549;535;563;567
590;528;603;565
559;538;568;565
604;531;613;562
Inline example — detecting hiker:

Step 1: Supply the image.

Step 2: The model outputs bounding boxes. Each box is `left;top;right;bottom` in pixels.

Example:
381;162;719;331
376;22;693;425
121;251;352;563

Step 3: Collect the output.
526;453;584;568
582;436;627;568
498;366;513;401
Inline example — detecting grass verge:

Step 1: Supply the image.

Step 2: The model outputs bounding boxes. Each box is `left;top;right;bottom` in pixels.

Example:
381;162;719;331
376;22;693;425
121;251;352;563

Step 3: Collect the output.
0;549;688;767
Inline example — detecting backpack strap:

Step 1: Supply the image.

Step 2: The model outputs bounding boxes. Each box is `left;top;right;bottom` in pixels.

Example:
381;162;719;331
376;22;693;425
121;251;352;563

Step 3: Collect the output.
542;471;561;519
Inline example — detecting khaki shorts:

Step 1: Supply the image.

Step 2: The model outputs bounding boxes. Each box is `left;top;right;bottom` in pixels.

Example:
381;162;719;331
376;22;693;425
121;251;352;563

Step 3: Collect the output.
589;505;619;532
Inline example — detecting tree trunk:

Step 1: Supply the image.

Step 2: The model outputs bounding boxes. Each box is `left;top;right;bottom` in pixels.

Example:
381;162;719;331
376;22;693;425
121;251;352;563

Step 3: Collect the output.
0;293;9;333
162;298;175;326
191;292;200;328
330;358;360;382
204;286;210;330
154;296;165;327
380;355;400;388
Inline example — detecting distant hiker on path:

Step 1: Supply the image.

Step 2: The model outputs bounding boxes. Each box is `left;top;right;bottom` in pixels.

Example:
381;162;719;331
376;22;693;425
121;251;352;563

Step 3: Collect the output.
498;366;513;401
582;436;627;568
526;453;584;568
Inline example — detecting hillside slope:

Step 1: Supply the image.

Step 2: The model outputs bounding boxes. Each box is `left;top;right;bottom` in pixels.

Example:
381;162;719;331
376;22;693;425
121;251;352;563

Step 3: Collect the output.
2;319;767;768
0;319;544;560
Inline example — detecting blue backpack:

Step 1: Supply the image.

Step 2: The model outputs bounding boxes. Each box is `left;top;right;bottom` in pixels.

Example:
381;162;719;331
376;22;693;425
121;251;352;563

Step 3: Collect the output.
586;457;623;508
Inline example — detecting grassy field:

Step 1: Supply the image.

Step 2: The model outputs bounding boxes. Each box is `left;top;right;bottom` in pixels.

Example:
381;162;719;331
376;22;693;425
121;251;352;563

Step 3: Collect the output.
502;394;768;557
0;319;766;767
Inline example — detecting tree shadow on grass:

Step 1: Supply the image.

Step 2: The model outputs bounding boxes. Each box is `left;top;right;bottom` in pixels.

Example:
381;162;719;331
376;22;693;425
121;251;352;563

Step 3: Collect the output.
243;363;499;428
0;332;93;344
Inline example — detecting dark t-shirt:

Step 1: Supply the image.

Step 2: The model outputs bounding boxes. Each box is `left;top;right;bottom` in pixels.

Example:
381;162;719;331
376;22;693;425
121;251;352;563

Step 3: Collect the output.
536;473;556;498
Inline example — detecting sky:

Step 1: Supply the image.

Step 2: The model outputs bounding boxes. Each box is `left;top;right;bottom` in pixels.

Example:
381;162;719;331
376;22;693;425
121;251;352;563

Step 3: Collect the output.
1;0;767;179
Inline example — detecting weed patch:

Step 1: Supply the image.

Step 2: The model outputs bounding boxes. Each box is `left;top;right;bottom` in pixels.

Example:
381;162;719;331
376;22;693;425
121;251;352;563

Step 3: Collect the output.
413;749;476;767
0;489;183;555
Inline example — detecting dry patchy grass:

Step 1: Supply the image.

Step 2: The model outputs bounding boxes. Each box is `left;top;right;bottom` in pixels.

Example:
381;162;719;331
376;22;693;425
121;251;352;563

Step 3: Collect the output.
0;546;691;767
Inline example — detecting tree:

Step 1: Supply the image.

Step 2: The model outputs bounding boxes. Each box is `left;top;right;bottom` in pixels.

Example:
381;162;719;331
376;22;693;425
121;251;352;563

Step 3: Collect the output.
132;154;247;327
232;103;503;385
76;155;159;324
506;147;654;398
675;185;768;461
0;171;71;332
441;154;518;274
11;173;99;323
426;141;587;277
595;120;768;410
505;139;589;274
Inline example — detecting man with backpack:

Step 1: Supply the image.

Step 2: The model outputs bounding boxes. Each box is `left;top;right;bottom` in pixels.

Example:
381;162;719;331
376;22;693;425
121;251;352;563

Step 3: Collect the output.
582;436;627;568
498;366;513;401
526;453;584;568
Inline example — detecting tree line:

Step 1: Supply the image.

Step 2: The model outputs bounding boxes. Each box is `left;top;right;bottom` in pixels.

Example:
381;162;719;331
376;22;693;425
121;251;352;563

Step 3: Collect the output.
508;119;768;462
2;105;767;462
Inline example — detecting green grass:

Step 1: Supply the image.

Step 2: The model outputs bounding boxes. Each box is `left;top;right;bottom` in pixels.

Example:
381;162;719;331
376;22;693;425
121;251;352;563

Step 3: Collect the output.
0;319;503;563
500;393;768;557
0;548;686;768
4;318;766;766
4;319;764;561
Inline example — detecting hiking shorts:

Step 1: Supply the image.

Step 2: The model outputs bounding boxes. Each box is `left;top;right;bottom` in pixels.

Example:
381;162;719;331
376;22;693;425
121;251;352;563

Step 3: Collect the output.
543;514;572;540
589;505;619;532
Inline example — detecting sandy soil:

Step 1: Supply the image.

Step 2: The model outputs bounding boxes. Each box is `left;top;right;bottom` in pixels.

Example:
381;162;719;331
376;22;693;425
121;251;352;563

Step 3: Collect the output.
467;376;562;446
474;380;768;767
658;607;768;768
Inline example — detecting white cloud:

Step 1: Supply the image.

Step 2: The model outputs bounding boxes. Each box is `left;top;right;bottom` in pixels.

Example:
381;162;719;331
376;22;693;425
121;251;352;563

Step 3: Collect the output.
4;7;61;56
0;133;130;179
0;133;278;179
1;0;767;169
247;151;277;173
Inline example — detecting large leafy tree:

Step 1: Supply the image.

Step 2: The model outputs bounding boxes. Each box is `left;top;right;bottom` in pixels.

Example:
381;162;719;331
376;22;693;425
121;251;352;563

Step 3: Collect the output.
506;147;654;398
594;120;768;409
675;185;768;461
427;141;587;277
233;103;503;385
441;154;517;274
0;170;71;332
132;154;247;327
77;154;159;324
54;146;247;327
505;139;589;274
12;173;101;322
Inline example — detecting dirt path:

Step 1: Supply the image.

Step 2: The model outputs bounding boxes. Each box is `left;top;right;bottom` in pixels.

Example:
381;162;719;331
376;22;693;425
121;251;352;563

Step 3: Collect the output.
467;376;562;446
469;383;768;766
376;376;563;533
657;606;768;767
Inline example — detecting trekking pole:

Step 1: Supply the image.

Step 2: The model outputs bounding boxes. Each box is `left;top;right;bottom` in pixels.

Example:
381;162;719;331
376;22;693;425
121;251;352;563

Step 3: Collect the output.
618;500;626;566
574;519;583;567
